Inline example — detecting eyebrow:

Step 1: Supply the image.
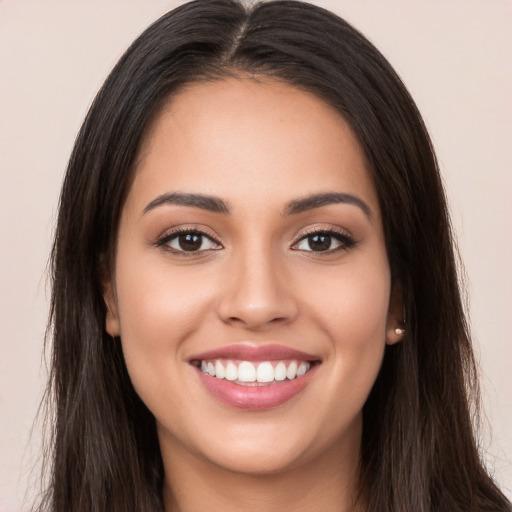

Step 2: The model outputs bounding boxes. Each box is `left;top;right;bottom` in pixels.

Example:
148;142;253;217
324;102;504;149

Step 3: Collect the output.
143;192;230;215
142;191;372;219
283;192;372;219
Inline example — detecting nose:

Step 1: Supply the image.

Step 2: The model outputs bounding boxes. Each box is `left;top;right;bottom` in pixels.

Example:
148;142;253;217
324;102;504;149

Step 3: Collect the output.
216;245;299;331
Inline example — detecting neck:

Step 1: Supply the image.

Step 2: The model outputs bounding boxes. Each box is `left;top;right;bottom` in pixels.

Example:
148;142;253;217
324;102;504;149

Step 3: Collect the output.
160;428;364;512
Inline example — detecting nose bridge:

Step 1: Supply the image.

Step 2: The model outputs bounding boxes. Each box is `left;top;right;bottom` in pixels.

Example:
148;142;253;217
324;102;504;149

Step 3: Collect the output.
217;237;297;329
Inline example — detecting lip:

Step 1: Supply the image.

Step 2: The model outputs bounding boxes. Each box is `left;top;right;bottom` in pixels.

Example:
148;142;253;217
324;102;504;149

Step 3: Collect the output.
194;364;319;409
190;343;320;409
189;343;318;363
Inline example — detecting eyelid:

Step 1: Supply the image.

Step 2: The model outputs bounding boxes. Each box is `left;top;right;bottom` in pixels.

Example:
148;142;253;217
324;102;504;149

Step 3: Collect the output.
293;224;354;242
155;226;223;253
291;226;356;252
153;224;356;255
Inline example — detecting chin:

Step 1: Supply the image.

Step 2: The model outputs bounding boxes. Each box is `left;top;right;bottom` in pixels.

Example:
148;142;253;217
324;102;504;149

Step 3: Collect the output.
201;441;314;476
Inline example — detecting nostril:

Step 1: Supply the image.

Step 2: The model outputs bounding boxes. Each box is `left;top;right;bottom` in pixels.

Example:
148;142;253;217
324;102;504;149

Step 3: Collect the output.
225;314;291;329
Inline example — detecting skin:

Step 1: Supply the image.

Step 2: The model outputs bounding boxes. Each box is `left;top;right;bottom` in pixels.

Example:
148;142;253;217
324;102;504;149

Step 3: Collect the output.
105;77;403;512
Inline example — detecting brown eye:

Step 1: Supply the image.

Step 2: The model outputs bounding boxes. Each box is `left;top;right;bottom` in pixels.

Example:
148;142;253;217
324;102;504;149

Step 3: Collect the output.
163;231;220;252
178;233;203;251
307;233;332;251
296;233;334;252
294;230;355;253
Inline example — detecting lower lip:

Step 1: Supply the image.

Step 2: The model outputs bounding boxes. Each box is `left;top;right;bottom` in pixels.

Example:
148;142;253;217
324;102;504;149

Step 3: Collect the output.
195;365;318;409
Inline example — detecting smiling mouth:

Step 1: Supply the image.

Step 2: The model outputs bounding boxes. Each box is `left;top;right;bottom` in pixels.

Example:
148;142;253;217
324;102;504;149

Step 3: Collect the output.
189;344;320;408
191;359;317;386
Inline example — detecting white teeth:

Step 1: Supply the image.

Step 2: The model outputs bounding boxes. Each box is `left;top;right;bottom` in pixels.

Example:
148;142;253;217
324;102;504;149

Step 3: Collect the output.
286;361;298;380
238;361;256;382
225;361;237;381
274;361;287;381
297;361;310;377
215;360;225;379
256;361;274;383
199;359;313;383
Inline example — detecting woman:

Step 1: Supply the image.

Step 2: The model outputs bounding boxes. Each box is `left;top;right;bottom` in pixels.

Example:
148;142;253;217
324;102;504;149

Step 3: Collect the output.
39;0;511;511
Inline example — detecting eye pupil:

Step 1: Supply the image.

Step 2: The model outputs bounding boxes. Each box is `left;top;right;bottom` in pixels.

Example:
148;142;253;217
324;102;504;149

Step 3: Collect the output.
179;233;202;251
309;234;331;251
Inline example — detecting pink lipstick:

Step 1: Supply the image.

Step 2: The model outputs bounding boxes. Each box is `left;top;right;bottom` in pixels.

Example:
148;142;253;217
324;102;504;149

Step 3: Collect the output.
190;344;320;409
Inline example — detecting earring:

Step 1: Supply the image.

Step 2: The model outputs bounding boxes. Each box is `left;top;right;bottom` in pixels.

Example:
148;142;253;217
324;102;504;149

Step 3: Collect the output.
395;327;405;336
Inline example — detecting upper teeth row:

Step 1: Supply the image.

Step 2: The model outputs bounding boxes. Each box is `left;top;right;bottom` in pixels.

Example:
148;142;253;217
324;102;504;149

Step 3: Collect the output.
200;360;311;383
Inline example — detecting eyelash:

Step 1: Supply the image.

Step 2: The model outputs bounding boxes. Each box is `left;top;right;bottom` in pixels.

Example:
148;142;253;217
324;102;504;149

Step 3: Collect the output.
155;227;356;256
156;227;222;256
292;228;356;254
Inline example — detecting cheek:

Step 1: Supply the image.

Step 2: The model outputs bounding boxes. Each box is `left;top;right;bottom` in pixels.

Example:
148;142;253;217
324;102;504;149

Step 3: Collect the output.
299;252;391;396
113;251;216;396
305;254;391;341
117;266;203;340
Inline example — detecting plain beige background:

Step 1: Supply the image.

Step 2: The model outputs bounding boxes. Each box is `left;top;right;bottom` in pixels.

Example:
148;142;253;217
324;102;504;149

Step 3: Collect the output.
1;0;510;509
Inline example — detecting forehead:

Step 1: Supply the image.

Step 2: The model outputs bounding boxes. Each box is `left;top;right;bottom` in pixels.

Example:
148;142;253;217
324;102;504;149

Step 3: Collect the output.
129;77;379;216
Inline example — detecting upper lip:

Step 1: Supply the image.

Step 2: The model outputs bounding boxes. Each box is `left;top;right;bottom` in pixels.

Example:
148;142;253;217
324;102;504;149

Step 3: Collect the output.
189;343;319;363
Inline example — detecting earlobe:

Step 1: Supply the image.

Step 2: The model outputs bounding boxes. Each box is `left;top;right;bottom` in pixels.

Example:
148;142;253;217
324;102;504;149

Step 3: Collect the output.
386;283;405;345
387;325;405;345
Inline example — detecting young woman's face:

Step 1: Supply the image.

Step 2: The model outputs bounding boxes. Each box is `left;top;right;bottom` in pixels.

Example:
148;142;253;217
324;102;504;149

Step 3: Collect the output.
105;78;402;476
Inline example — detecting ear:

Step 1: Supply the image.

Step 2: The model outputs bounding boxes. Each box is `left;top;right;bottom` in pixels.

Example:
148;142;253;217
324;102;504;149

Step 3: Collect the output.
104;281;121;337
100;258;121;337
386;282;405;345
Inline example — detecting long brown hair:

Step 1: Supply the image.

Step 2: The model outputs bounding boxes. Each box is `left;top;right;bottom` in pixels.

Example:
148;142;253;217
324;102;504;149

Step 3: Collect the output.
39;1;511;510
